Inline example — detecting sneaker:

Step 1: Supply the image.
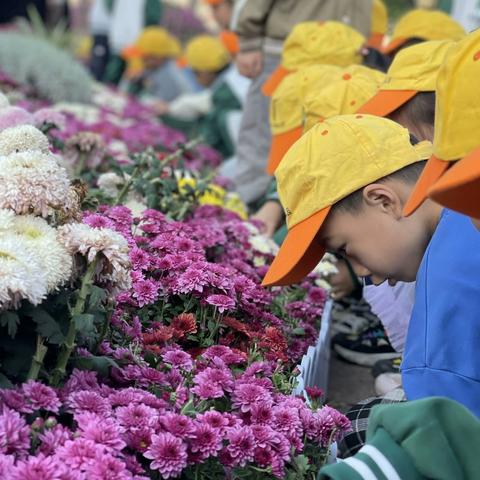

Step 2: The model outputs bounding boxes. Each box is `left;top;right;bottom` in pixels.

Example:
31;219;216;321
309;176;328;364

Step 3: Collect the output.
371;357;402;379
332;325;401;367
331;308;370;335
374;373;402;396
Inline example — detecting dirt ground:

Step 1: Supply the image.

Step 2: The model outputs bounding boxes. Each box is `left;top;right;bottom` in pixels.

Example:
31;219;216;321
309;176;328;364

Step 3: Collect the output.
327;354;376;412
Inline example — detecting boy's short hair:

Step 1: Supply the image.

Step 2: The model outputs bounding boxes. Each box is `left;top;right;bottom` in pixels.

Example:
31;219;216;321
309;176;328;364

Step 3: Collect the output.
334;134;426;214
390;91;436;128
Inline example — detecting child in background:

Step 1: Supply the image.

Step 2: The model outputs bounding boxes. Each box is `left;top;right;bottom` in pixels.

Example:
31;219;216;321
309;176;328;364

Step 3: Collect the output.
406;29;480;229
382;8;465;58
158;35;249;159
121;27;190;102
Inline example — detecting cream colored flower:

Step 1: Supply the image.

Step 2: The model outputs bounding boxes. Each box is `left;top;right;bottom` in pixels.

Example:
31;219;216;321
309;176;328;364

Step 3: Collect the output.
0;125;50;156
124;197;147;217
97;172;124;198
0;92;10;108
57;223;131;292
0;234;48;310
0;209;14;230
5;215;72;292
0;151;70;217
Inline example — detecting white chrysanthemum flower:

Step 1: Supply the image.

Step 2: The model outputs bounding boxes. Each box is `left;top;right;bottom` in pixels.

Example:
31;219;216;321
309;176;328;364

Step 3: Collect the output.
57;223;131;291
313;259;339;278
249;233;279;256
315;278;332;291
0;209;14;229
0;125;50;156
0;92;9;108
124;197;147;218
5;215;72;292
0;234;48;310
97;172;124;198
0;151;70;217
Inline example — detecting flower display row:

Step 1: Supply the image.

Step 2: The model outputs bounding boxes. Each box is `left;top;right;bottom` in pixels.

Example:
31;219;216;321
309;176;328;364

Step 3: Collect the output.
0;70;344;479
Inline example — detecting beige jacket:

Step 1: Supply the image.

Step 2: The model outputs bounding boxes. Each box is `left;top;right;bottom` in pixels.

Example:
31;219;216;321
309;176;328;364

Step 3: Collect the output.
232;0;373;54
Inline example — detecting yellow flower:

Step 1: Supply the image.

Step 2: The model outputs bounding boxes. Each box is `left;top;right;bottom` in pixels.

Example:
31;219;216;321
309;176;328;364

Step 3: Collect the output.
177;177;197;196
199;184;226;207
223;193;248;220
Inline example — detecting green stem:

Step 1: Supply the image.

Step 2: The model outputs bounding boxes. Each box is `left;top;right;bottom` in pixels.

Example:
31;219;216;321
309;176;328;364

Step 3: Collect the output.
115;165;141;205
51;258;98;386
158;138;202;169
27;335;48;381
74;151;87;178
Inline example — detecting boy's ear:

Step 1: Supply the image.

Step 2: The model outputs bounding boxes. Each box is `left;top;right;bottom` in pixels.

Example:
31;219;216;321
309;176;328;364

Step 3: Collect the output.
362;183;403;218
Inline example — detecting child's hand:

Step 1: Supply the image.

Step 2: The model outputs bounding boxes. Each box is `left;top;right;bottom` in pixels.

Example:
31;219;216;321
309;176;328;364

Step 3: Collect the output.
152;100;170;116
251;200;283;238
236;50;264;78
326;258;357;300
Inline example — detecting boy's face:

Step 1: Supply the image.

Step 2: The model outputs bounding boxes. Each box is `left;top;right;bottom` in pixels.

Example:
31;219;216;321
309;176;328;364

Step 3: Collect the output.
211;2;233;30
318;181;437;284
194;70;218;87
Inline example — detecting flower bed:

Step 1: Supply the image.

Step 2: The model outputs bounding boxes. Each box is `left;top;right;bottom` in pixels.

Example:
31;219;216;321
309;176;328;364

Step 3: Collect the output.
0;78;345;479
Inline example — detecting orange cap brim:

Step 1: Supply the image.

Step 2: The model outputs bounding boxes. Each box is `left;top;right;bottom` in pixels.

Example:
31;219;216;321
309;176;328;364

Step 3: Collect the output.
267;127;303;175
262;207;330;287
428;147;480;219
382;37;408;55
357;90;418;117
262;66;292;97
366;33;385;50
122;45;144;60
403;155;451;216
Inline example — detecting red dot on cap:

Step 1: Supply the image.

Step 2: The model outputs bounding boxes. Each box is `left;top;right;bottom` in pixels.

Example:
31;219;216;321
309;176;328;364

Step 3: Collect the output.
356;115;363;119
350;100;356;106
321;130;329;136
343;73;352;80
474;51;480;61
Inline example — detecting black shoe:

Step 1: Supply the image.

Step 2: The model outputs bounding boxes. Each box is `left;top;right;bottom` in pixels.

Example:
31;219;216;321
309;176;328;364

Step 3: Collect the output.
332;325;401;367
371;357;402;378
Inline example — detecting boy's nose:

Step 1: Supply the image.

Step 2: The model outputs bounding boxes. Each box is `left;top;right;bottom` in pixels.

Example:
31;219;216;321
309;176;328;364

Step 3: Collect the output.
346;258;371;278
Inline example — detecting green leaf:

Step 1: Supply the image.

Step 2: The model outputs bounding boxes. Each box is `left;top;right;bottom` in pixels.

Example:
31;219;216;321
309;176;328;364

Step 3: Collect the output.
73;313;95;333
73;355;119;377
0;311;20;338
88;286;106;310
26;307;64;344
0;372;13;388
292;327;306;336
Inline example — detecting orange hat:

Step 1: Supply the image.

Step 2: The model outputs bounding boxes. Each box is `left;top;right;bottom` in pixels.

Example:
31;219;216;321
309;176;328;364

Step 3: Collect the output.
405;29;480;217
262;21;365;96
203;0;224;4
383;9;465;55
358;40;454;117
219;30;239;55
262;115;432;286
267;65;341;174
367;0;388;49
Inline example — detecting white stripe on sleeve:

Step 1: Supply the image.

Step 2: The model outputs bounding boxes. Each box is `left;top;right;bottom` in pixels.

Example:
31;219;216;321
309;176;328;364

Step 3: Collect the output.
360;445;402;480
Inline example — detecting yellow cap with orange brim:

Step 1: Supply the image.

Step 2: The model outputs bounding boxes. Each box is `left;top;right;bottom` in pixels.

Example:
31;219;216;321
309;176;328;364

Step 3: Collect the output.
367;0;388;49
185;35;231;72
122;27;181;60
303;65;385;133
262;21;365;96
383;9;465;54
267;64;341;174
262;114;433;287
404;29;480;217
359;40;454;117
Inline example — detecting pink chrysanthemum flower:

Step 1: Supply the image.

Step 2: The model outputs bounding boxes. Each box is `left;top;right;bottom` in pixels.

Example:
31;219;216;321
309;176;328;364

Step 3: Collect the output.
56;438;103;470
159;413;195;438
115;403;158;430
0;407;31;455
231;383;272;414
84;451;131;480
9;454;58;480
21;381;61;413
189;423;222;460
223;426;255;467
161;349;193;372
39;425;72;456
67;390;111;417
75;413;126;452
205;294;235;313
144;432;188;479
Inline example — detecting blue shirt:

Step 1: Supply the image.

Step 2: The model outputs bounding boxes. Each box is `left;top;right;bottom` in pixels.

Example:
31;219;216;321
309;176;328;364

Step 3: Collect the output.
402;209;480;416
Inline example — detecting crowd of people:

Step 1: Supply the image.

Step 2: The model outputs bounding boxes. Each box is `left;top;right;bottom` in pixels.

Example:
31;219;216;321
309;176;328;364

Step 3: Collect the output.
8;0;478;477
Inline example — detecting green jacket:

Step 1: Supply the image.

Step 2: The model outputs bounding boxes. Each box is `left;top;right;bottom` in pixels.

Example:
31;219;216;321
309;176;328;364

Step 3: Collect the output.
319;397;480;480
